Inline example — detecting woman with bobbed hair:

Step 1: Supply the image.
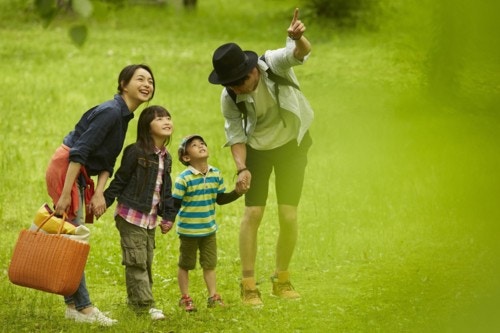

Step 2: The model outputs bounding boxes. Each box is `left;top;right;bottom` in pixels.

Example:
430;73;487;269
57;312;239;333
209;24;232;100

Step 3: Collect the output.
45;64;155;326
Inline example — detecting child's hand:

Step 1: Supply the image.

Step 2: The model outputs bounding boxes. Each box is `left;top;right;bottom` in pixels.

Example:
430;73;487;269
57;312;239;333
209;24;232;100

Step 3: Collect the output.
235;180;249;195
160;221;173;234
236;170;251;195
90;192;106;218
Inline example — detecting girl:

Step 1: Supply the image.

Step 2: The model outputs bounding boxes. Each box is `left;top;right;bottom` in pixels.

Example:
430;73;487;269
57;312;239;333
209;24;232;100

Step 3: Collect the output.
104;105;177;321
45;64;155;326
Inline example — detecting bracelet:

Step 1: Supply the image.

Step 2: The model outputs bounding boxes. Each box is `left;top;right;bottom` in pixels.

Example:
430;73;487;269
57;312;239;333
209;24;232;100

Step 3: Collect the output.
288;34;301;41
237;168;248;175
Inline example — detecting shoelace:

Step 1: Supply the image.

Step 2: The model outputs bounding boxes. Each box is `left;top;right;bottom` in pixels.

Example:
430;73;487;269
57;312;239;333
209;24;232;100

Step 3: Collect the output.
244;289;261;299
209;295;223;303
277;281;295;292
180;297;195;309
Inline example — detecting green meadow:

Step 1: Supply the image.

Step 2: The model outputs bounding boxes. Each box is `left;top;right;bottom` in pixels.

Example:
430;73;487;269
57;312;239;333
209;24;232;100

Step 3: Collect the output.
0;0;499;332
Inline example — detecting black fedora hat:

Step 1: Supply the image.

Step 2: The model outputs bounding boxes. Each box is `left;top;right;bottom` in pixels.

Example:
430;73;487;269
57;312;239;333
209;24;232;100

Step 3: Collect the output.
208;43;258;85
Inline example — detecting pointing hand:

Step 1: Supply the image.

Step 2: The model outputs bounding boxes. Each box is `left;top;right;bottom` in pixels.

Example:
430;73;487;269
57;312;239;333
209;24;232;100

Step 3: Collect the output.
287;8;306;40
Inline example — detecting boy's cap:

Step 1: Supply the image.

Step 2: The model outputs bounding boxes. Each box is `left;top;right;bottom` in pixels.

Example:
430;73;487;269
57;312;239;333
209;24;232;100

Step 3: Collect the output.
178;134;205;166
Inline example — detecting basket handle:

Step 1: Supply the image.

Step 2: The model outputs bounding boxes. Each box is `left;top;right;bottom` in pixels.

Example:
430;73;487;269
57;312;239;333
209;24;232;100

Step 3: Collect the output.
36;211;70;235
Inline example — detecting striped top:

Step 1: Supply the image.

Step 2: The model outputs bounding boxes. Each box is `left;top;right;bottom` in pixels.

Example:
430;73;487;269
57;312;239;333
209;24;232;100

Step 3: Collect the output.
172;165;226;237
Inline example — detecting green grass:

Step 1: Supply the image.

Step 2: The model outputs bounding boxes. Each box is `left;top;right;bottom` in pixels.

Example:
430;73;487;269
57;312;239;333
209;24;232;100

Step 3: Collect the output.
1;0;499;332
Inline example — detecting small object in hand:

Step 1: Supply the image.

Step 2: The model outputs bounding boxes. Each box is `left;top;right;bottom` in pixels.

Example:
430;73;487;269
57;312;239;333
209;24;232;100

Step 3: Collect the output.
85;205;94;224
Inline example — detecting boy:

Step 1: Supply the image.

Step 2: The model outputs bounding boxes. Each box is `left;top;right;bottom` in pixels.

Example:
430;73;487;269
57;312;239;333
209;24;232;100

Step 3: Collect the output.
162;135;245;311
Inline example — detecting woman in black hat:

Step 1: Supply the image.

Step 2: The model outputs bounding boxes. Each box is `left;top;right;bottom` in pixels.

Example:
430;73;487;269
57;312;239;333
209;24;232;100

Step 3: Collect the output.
208;8;314;307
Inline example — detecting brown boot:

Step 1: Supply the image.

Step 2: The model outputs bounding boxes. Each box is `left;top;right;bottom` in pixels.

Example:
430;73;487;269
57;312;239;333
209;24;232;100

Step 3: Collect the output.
240;277;263;307
271;271;301;299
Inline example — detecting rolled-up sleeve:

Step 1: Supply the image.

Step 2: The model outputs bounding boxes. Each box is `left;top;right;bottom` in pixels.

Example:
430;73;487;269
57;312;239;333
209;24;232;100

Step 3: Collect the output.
264;39;310;76
221;91;248;147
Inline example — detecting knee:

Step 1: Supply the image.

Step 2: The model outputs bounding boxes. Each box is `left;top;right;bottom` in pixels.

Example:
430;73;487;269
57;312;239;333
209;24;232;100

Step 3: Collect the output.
278;206;298;224
243;207;264;225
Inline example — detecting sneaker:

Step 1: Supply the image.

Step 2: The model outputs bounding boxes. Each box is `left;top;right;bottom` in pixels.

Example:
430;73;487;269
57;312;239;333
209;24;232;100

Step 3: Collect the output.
73;307;118;326
240;277;263;307
207;294;225;308
64;307;79;320
271;271;301;300
179;295;197;312
149;308;166;320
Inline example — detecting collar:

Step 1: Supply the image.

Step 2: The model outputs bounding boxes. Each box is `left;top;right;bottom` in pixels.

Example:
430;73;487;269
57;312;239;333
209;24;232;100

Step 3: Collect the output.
115;94;134;119
154;146;167;157
187;165;214;175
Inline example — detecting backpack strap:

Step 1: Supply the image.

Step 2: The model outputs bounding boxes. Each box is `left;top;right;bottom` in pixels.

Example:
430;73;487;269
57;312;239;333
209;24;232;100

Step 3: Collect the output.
226;88;249;131
226;55;300;134
260;54;301;90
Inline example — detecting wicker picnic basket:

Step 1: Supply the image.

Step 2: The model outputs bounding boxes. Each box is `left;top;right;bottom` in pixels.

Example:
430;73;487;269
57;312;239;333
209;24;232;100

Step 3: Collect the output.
8;212;90;296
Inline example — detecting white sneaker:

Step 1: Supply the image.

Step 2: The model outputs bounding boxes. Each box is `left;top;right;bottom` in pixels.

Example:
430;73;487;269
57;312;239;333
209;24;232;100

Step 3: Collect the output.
149;308;166;321
73;307;117;326
64;307;79;320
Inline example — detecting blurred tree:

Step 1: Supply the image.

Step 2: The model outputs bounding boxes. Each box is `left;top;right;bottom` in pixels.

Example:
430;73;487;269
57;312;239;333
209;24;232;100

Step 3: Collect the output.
183;0;197;8
425;0;500;110
34;0;196;46
304;0;380;29
35;0;93;47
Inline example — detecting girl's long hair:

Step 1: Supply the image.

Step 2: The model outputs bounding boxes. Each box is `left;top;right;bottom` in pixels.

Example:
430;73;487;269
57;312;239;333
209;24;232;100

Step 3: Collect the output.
136;105;172;153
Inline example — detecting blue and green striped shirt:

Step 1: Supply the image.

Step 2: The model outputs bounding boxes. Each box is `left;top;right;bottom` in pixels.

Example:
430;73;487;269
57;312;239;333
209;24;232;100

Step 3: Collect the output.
172;165;226;237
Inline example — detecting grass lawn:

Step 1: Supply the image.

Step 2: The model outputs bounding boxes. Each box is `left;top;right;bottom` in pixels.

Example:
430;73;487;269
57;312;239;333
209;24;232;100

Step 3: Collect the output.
0;0;499;332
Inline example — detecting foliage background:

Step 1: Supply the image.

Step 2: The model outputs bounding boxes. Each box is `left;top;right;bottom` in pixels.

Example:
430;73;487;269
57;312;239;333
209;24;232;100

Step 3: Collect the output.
0;0;499;332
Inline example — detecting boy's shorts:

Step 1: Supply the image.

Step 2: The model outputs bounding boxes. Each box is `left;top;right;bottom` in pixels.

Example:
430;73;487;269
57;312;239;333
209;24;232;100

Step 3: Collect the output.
178;233;217;270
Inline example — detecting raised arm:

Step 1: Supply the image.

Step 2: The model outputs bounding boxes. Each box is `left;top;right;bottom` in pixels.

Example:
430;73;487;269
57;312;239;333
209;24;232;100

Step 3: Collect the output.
287;8;312;61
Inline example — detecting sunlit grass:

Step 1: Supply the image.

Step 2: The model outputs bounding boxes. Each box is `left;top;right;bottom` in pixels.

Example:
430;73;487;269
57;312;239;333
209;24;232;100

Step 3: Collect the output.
1;0;499;332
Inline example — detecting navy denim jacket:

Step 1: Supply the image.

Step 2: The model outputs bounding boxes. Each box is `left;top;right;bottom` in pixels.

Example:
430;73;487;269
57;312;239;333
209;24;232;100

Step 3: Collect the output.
104;143;177;222
63;94;133;176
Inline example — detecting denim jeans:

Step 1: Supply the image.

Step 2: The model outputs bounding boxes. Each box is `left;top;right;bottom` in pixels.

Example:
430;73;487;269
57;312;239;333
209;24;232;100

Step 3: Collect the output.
64;182;92;310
